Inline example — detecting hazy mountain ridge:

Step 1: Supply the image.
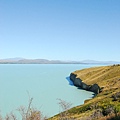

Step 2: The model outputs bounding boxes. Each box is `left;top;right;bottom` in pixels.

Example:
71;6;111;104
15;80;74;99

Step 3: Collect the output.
0;58;119;64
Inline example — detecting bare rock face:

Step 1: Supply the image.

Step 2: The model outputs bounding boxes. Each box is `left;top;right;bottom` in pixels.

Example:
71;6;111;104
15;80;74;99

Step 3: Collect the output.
70;73;82;87
81;82;89;90
89;84;101;94
74;78;82;87
70;73;77;81
70;73;101;94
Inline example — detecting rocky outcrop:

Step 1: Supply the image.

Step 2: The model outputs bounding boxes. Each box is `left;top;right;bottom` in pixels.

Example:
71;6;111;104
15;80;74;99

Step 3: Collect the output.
70;73;100;94
89;84;101;94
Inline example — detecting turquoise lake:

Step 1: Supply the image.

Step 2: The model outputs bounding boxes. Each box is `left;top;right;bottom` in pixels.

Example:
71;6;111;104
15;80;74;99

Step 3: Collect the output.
0;64;103;118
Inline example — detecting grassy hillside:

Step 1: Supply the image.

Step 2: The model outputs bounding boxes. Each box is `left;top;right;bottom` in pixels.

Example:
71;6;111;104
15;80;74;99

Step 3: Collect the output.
49;64;120;120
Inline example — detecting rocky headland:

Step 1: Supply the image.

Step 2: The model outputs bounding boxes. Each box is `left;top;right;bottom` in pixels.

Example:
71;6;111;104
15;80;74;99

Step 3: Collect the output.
70;73;101;94
49;64;120;120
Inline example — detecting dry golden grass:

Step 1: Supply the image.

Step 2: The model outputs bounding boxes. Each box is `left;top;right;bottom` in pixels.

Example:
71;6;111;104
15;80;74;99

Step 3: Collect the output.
74;65;120;89
48;64;120;120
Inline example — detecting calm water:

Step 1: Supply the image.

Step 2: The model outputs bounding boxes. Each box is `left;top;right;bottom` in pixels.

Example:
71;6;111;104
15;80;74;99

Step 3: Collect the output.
0;64;101;118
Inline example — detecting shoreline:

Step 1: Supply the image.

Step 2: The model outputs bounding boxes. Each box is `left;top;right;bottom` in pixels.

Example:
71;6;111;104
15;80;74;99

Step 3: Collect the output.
70;73;101;94
49;64;120;119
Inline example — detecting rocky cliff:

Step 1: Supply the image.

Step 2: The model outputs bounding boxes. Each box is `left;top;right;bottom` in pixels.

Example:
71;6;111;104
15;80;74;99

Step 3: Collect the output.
70;73;100;94
49;64;120;120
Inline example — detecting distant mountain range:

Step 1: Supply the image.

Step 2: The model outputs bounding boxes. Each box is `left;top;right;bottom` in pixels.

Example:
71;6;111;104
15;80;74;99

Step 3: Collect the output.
0;58;119;64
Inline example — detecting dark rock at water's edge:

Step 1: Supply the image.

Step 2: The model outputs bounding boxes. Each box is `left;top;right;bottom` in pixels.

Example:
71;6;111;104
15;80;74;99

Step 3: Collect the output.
70;73;101;94
89;84;101;94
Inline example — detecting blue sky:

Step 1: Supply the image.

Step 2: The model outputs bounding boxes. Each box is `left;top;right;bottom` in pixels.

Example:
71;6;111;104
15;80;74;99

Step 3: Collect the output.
0;0;120;61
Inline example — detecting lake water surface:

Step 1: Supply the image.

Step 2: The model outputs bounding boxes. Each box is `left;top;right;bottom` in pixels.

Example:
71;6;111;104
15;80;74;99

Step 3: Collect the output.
0;64;102;118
